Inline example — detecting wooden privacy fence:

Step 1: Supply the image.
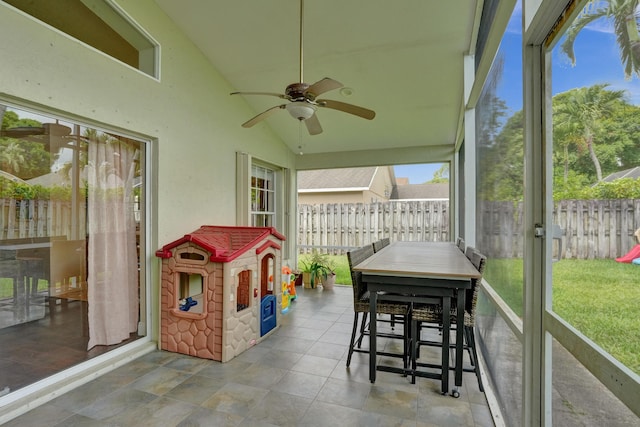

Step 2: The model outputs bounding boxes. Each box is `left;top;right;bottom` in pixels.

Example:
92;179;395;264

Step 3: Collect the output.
3;198;639;260
298;201;450;253
300;199;640;259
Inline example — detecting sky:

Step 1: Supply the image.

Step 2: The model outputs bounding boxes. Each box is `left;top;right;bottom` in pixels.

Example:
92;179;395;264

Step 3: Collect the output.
393;163;443;185
498;2;640;113
399;2;640;184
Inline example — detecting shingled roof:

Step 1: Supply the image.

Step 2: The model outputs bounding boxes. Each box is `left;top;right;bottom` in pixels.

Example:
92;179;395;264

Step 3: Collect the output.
391;183;449;200
297;167;378;190
602;167;640;182
156;226;285;262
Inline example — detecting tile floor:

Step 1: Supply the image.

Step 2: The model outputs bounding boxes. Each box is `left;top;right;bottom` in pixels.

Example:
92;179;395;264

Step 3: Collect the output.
5;285;494;426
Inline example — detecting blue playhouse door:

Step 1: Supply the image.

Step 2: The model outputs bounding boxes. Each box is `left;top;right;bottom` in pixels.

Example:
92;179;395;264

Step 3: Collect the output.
260;295;277;336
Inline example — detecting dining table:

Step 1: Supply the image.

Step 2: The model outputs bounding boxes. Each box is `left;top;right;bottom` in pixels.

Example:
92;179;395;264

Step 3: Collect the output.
0;237;60;317
353;241;481;396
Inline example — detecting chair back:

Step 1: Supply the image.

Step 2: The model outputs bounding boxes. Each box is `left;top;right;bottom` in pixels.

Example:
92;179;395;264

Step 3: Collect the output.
372;237;390;253
465;247;487;317
347;244;374;301
456;237;465;252
50;239;87;300
464;245;474;260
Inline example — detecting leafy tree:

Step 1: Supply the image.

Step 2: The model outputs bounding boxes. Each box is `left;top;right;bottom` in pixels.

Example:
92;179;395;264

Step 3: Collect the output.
561;0;640;79
553;84;626;182
429;164;449;183
478;109;524;201
1;110;54;179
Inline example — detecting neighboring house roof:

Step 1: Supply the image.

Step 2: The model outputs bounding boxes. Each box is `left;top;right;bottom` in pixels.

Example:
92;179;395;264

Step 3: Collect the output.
391;183;449;200
26;171;71;187
298;167;378;192
602;167;640;182
298;167;449;200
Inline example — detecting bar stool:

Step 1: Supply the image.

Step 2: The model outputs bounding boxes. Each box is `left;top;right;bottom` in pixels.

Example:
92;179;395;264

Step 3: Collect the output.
410;247;487;391
346;244;410;371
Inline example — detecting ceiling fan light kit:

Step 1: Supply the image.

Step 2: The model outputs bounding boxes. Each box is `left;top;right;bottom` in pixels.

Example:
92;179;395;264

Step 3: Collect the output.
230;0;375;135
286;102;316;121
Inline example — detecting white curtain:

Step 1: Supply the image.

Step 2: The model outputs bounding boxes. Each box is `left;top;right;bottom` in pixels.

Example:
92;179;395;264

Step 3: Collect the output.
87;136;139;349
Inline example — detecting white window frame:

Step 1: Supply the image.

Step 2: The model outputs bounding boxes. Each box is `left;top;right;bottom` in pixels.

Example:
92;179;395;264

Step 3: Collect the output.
236;152;290;249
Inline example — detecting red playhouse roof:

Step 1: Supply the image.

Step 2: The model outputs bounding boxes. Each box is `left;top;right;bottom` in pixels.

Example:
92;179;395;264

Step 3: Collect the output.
155;225;286;263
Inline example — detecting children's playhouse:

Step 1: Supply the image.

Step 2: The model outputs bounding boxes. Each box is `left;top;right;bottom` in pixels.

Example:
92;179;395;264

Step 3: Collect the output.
155;225;286;362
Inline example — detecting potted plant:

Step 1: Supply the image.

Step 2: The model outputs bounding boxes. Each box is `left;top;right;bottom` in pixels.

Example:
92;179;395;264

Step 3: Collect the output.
322;259;337;290
300;251;331;289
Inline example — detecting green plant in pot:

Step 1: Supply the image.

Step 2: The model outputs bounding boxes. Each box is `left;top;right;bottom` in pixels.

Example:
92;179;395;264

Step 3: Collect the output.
300;251;331;289
322;259;337;290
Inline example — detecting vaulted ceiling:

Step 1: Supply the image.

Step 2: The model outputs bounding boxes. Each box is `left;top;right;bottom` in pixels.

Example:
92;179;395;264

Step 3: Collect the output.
154;0;481;156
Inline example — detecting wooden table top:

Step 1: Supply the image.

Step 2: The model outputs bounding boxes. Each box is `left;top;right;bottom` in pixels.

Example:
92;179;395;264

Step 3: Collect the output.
353;241;481;279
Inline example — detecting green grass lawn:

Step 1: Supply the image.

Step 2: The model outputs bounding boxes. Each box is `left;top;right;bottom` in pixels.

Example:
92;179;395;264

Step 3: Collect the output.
484;258;640;375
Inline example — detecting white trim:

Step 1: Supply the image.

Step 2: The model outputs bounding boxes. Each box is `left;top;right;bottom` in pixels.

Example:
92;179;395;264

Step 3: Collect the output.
392;198;448;202
298;187;369;193
464;106;476;247
477;339;508;427
480;281;524;340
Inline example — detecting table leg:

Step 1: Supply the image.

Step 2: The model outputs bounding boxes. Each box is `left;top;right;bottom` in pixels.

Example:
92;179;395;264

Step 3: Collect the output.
455;288;466;389
441;295;450;395
369;290;377;383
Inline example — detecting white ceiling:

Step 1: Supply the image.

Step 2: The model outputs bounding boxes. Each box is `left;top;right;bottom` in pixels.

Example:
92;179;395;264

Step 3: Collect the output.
154;0;480;155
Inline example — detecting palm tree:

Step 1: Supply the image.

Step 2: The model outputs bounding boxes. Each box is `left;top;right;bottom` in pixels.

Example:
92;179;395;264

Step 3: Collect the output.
0;141;25;175
561;0;640;79
553;84;626;182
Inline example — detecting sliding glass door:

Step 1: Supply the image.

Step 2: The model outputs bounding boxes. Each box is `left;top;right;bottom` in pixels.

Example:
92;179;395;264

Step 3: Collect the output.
0;102;146;392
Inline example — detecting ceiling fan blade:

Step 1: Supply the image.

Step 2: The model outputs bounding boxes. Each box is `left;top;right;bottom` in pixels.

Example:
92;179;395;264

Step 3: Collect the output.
241;105;286;128
317;99;376;120
305;78;343;98
231;91;289;100
304;114;323;135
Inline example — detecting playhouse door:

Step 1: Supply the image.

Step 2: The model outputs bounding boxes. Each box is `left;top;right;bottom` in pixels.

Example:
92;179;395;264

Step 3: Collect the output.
260;295;276;336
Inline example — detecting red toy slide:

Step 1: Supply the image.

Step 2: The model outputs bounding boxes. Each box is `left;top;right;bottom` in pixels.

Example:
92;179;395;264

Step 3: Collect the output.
615;244;640;263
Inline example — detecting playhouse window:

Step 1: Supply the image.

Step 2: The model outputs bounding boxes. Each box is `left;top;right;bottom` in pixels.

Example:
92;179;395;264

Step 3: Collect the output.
261;254;275;296
179;272;203;314
237;270;251;312
180;252;205;261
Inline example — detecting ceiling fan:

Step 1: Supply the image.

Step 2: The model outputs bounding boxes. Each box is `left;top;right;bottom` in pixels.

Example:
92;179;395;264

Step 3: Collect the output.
230;0;375;135
0;122;74;151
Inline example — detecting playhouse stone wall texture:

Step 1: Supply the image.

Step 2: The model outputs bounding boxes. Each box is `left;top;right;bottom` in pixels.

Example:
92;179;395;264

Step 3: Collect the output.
222;250;260;361
160;244;224;361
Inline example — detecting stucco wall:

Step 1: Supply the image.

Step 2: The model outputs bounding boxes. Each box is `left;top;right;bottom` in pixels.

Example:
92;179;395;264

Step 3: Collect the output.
0;0;298;342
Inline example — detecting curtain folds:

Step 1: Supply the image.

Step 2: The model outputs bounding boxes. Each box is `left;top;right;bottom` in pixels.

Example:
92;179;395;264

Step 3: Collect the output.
87;137;139;350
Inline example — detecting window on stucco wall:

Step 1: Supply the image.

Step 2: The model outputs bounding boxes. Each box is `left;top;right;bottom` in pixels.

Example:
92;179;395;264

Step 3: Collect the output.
251;164;276;227
1;0;159;77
